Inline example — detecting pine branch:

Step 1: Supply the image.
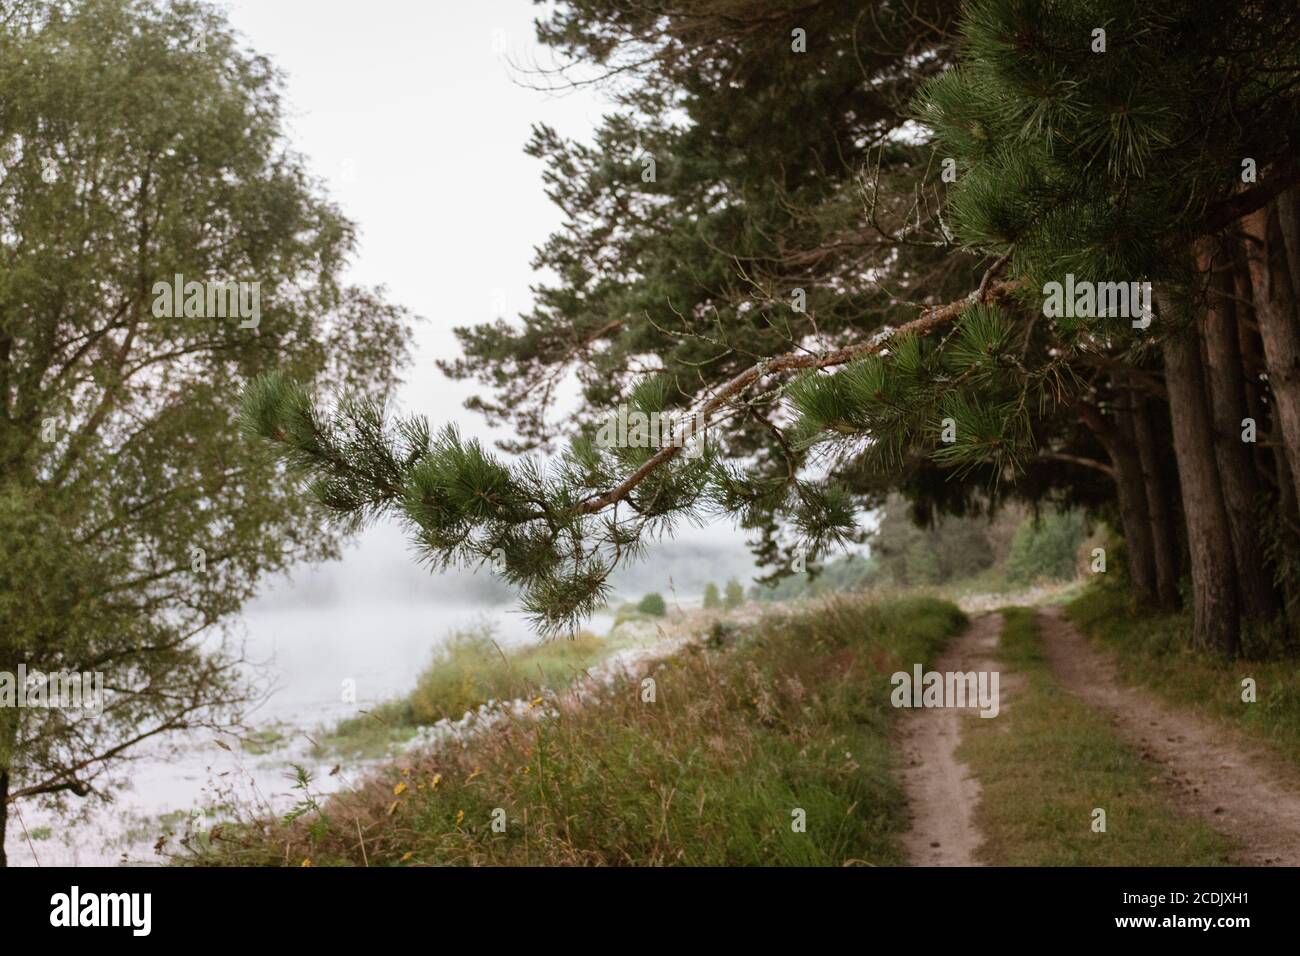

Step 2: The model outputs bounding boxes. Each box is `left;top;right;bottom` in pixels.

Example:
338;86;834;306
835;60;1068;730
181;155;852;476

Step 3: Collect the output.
574;276;1026;514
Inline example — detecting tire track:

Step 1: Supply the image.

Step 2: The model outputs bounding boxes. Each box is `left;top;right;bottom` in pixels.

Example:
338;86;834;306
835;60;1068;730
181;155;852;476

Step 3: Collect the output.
1039;605;1300;866
898;612;1003;866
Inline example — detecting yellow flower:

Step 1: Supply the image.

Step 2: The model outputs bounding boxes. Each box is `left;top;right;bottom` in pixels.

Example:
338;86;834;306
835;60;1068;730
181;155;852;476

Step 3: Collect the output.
301;858;312;867
455;809;465;825
393;781;408;796
400;851;415;863
430;773;442;790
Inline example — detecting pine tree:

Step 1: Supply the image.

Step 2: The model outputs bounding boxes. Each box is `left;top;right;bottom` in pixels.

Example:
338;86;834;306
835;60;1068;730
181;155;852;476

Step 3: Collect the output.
246;1;1300;653
913;0;1300;650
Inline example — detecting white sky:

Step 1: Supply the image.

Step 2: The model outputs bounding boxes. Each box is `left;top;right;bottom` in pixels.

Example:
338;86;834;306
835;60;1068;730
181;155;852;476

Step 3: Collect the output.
218;0;761;584
222;0;603;443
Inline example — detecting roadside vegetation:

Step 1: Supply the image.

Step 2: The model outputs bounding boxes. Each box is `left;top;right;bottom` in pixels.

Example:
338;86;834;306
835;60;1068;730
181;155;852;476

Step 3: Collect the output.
754;500;1088;605
1068;585;1300;767
196;596;966;866
316;626;638;759
960;608;1235;865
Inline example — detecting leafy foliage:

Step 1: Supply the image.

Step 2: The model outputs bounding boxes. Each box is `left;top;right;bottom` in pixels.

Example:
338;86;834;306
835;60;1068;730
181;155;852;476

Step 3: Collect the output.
0;0;410;832
1004;510;1087;585
636;592;667;616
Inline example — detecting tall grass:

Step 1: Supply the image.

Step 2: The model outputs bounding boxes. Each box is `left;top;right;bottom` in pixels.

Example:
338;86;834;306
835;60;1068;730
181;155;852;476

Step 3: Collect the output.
201;596;966;866
319;625;623;758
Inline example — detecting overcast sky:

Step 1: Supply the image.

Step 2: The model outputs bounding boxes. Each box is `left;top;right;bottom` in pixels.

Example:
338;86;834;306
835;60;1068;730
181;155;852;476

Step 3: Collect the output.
223;0;602;439
218;1;761;594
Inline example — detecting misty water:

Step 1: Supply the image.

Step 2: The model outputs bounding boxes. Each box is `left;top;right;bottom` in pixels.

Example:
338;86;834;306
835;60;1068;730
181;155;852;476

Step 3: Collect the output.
6;524;755;866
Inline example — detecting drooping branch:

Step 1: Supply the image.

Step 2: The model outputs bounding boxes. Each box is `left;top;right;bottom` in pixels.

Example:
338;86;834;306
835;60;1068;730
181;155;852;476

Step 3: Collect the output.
573;163;1297;519
573;276;1026;514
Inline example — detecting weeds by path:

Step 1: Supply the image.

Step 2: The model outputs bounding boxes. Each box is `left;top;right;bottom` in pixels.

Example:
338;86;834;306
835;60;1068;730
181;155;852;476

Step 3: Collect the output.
194;596;965;867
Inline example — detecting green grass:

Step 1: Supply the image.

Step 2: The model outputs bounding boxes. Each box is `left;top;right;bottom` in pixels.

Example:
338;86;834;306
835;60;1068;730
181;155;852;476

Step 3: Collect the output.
960;607;1235;865
197;596;967;866
316;625;636;759
240;725;289;755
1067;584;1300;768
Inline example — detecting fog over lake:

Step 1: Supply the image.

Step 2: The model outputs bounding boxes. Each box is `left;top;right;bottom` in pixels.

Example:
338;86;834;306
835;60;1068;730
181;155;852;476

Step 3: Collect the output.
241;517;763;724
5;517;759;866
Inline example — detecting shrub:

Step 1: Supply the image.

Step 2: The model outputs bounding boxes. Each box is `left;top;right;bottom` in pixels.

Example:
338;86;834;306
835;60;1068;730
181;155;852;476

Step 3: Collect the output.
1004;510;1085;585
637;592;667;616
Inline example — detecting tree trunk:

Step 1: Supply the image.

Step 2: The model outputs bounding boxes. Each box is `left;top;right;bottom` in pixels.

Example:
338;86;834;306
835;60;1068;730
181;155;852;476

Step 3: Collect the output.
0;704;16;868
1233;255;1276;487
1159;294;1241;654
0;768;8;868
1276;186;1300;299
1241;201;1300;509
1198;239;1280;624
1129;392;1182;608
1080;402;1157;603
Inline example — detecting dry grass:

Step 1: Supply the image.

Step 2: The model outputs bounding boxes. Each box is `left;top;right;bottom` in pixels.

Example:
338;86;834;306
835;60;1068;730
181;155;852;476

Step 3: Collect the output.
197;596;966;867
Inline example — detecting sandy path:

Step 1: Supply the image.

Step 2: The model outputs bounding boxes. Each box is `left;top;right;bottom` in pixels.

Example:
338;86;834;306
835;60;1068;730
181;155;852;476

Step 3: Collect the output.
898;612;1003;866
1038;605;1300;866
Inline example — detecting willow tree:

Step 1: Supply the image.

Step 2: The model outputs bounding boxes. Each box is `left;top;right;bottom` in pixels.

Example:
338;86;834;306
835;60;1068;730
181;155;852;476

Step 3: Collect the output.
0;0;410;863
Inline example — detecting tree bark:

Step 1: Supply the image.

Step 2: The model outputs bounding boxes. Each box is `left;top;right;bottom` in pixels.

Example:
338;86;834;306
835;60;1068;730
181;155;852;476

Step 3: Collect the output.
1198;239;1280;623
1129;392;1182;609
0;768;8;868
1159;293;1241;654
1080;402;1157;603
1275;186;1300;300
1241;201;1300;509
1232;255;1275;484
